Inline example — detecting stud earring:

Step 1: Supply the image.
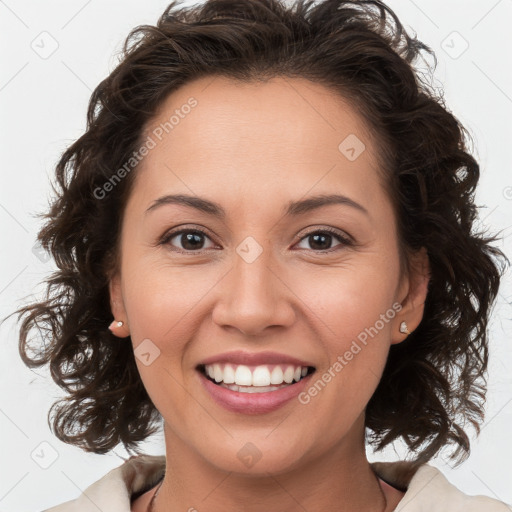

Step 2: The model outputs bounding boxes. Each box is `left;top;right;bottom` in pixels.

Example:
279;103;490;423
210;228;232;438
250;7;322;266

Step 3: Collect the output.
108;320;124;331
399;321;411;335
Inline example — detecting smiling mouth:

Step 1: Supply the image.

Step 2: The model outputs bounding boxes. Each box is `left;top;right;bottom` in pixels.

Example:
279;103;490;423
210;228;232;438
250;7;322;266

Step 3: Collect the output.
197;364;316;393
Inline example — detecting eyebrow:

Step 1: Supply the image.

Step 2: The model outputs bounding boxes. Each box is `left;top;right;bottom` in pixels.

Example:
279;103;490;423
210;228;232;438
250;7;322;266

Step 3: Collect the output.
145;193;369;218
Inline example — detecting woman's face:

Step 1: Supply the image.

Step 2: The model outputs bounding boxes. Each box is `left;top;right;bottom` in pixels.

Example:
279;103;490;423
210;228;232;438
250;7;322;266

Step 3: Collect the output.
110;76;428;475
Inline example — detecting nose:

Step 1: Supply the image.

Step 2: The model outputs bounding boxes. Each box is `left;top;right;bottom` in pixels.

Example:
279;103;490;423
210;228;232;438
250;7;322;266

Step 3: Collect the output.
211;248;296;336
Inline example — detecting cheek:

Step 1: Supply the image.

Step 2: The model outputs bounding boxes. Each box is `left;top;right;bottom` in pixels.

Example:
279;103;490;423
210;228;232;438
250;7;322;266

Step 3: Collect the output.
296;287;395;438
291;257;399;404
121;257;218;342
121;263;203;410
295;257;398;345
330;278;396;352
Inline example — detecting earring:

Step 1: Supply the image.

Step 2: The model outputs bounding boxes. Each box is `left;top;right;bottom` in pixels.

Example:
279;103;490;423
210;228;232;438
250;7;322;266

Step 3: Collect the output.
399;321;411;335
108;320;124;331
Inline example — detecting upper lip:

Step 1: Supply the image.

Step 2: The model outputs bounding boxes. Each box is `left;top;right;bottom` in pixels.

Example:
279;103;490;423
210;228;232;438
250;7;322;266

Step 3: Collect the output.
197;350;316;368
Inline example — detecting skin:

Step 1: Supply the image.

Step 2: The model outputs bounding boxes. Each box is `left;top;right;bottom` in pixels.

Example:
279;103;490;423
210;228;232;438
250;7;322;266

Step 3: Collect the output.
109;76;430;512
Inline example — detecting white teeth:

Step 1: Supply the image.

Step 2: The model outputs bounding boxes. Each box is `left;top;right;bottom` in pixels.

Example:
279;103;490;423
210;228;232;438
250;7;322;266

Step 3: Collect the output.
223;364;235;384
219;382;290;393
283;366;295;384
203;363;310;386
234;365;253;386
213;364;223;383
270;366;284;384
252;366;271;386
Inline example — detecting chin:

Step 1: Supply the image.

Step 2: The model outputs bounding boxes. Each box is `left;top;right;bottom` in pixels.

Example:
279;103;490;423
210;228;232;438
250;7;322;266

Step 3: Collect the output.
197;435;311;476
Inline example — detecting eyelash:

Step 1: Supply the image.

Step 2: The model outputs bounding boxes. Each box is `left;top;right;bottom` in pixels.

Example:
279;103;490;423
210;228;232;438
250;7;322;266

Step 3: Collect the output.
159;226;354;254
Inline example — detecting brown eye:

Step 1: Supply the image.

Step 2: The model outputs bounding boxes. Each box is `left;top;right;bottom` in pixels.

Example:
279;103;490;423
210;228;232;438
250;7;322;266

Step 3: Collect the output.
295;229;352;252
161;229;215;252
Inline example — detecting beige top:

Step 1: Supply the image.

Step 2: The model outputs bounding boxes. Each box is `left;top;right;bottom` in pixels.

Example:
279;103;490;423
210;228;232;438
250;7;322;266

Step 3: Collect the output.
43;454;511;511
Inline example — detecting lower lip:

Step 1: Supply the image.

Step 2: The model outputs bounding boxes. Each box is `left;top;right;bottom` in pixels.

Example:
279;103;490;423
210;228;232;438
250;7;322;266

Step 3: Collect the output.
198;370;314;414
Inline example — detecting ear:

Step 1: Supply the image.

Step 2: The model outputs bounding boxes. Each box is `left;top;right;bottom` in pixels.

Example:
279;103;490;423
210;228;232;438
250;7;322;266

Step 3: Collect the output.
108;272;131;338
391;246;430;345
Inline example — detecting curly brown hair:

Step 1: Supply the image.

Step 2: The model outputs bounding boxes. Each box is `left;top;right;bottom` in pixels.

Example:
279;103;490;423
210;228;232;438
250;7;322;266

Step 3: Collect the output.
8;0;508;464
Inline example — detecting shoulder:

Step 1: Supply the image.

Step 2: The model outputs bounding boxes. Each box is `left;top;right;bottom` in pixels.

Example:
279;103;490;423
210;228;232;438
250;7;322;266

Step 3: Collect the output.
43;454;166;512
371;461;511;511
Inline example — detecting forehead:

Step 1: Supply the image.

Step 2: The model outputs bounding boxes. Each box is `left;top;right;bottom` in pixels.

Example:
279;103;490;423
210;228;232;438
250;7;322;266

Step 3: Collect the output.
131;76;386;216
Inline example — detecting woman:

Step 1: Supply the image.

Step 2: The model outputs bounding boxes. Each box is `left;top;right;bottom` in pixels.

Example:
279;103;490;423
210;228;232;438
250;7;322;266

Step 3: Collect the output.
12;0;510;510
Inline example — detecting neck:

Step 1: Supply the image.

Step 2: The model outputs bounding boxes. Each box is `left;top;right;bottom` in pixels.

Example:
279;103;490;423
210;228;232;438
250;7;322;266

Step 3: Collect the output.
152;420;388;512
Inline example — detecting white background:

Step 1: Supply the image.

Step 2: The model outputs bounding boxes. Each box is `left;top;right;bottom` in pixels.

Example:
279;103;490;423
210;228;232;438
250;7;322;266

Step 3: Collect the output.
1;1;511;510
